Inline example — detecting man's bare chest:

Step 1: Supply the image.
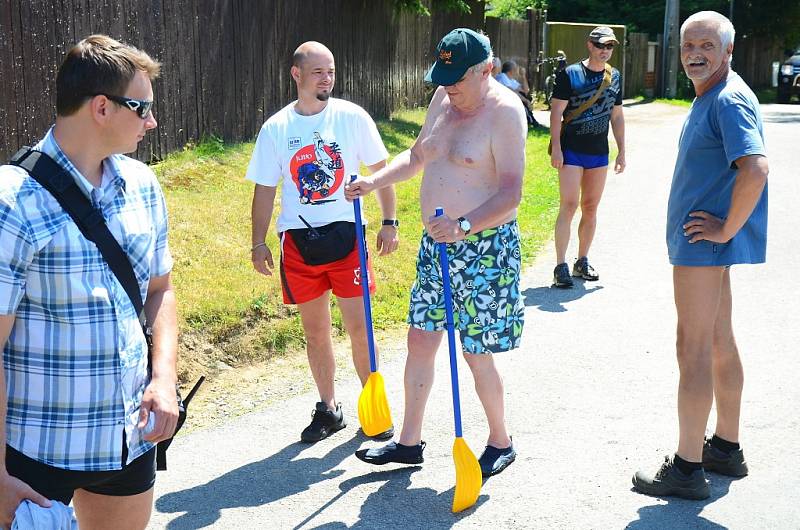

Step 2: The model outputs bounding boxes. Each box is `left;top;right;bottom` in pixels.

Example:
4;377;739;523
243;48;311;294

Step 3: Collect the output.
421;110;493;169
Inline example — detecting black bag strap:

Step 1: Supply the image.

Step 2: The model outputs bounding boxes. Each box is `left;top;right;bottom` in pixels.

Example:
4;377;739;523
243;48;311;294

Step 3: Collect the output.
9;147;206;472
9;147;147;329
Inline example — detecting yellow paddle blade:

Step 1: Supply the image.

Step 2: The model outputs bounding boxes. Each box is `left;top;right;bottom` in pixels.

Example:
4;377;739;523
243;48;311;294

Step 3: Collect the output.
451;437;482;513
357;372;393;437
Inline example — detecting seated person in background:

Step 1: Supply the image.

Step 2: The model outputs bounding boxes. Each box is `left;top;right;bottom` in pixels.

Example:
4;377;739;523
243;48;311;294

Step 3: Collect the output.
496;60;523;92
496;60;541;128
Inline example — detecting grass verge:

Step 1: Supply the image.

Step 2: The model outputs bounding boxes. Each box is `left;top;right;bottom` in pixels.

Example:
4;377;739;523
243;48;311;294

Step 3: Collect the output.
154;109;560;383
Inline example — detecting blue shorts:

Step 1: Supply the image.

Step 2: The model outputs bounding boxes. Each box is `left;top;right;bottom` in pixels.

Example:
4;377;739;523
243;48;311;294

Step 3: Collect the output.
563;149;608;169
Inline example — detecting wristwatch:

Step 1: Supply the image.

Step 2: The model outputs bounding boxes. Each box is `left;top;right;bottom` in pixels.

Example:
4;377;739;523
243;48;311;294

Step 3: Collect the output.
457;216;472;236
382;219;399;227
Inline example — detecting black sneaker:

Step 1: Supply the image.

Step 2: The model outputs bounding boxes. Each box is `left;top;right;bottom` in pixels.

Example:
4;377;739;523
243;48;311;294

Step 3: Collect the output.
355;441;426;465
632;456;710;500
478;441;516;477
703;437;749;477
572;256;599;281
300;402;346;443
553;263;574;288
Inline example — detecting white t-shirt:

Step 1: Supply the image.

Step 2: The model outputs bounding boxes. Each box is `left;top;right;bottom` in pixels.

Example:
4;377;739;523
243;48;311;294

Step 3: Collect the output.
245;98;388;233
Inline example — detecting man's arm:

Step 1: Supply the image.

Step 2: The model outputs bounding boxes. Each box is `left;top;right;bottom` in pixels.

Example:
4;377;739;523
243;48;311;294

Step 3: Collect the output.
345;87;446;200
368;160;400;256
518;67;531;95
610;104;626;173
428;101;527;242
549;98;568;169
250;184;277;276
138;272;179;443
1;315;51;527
684;154;769;244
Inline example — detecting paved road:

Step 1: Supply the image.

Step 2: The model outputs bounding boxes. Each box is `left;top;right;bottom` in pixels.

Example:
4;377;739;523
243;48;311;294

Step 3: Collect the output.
150;102;800;529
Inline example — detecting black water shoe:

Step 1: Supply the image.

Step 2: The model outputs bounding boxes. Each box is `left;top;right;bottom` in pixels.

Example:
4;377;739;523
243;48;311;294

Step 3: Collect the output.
355;441;425;465
478;442;516;477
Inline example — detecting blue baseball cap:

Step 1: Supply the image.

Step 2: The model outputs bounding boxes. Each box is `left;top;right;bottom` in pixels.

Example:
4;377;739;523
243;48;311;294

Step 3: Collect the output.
424;28;492;86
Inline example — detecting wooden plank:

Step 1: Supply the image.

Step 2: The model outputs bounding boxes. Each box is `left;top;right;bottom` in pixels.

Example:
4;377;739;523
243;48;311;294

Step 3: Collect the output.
17;0;49;145
0;0;16;159
2;0;487;161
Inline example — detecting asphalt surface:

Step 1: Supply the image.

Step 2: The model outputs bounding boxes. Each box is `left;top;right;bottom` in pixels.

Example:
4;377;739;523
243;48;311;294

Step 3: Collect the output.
149;101;800;529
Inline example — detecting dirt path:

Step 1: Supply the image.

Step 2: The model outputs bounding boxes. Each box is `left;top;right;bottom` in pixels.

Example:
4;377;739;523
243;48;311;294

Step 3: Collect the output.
150;101;800;529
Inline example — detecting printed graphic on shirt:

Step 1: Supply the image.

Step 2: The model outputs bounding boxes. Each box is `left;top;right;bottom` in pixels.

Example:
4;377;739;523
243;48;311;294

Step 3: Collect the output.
289;132;344;205
552;63;622;155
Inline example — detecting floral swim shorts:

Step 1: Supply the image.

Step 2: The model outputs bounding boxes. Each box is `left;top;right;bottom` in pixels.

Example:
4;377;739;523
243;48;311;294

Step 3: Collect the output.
407;220;525;354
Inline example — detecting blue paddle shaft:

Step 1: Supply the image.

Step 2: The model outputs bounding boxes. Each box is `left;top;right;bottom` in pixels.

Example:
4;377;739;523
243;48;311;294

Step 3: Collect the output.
351;175;378;373
435;207;465;438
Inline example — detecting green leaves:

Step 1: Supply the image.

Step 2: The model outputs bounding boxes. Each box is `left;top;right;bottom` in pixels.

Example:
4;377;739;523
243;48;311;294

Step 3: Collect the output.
392;0;473;16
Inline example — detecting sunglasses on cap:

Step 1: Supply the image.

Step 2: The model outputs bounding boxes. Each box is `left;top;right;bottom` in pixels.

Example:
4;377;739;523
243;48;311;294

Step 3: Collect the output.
591;41;616;50
98;94;154;119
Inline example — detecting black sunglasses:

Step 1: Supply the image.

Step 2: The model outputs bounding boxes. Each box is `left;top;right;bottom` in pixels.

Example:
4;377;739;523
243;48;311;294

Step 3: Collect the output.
98;94;154;119
591;41;616;50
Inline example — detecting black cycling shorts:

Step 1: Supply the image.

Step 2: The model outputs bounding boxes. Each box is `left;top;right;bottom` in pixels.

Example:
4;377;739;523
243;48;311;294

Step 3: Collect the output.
5;441;156;504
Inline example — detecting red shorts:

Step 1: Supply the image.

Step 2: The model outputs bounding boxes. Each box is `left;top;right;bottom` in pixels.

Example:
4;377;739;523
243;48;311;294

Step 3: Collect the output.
279;231;376;305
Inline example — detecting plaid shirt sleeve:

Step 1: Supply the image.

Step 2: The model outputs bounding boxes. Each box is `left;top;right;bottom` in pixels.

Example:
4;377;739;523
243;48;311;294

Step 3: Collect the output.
0;191;35;315
148;177;174;278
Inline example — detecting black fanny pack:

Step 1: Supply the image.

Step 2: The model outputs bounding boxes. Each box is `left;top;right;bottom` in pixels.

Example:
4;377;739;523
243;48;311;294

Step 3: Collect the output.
288;219;356;265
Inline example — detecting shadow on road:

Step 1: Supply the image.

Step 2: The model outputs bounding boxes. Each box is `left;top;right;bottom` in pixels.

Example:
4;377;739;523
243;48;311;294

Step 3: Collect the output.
522;281;603;312
625;474;739;529
305;466;488;529
623;99;660;108
761;113;800;124
155;435;363;529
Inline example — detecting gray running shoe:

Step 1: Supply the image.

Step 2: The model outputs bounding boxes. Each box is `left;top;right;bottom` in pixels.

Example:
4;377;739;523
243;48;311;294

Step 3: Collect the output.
553;263;574;288
632;455;710;500
703;437;749;477
572;256;599;280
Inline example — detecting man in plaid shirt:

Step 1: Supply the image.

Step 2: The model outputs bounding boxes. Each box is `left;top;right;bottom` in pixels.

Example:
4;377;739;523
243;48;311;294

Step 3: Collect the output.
0;35;178;529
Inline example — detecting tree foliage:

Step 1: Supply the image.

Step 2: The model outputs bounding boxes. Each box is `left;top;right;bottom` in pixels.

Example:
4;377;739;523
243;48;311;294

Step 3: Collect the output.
392;0;473;16
486;0;800;47
486;0;547;19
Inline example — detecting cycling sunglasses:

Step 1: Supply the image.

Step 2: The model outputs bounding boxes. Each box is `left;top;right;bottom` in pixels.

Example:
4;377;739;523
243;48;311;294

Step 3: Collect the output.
591;41;616;50
98;94;154;119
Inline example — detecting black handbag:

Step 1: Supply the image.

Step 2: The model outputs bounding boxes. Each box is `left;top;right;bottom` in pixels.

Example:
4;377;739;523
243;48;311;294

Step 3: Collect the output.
9;147;203;471
287;216;357;265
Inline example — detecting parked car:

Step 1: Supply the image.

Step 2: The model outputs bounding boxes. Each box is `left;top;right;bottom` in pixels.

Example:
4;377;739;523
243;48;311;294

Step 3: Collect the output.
778;48;800;103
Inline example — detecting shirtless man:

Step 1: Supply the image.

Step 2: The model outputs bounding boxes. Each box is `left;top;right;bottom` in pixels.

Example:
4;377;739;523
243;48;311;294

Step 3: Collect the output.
346;28;526;477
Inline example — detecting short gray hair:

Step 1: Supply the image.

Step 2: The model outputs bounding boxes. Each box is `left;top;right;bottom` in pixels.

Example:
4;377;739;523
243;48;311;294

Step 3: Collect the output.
680;11;735;49
469;51;494;75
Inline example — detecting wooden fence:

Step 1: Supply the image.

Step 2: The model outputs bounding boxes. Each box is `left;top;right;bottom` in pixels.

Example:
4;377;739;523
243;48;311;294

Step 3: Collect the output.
486;16;530;70
625;32;650;97
733;35;785;89
0;0;483;161
484;10;546;92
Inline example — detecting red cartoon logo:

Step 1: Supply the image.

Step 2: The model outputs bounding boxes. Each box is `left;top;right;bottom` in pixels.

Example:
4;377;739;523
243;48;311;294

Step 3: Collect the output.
289;132;344;204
